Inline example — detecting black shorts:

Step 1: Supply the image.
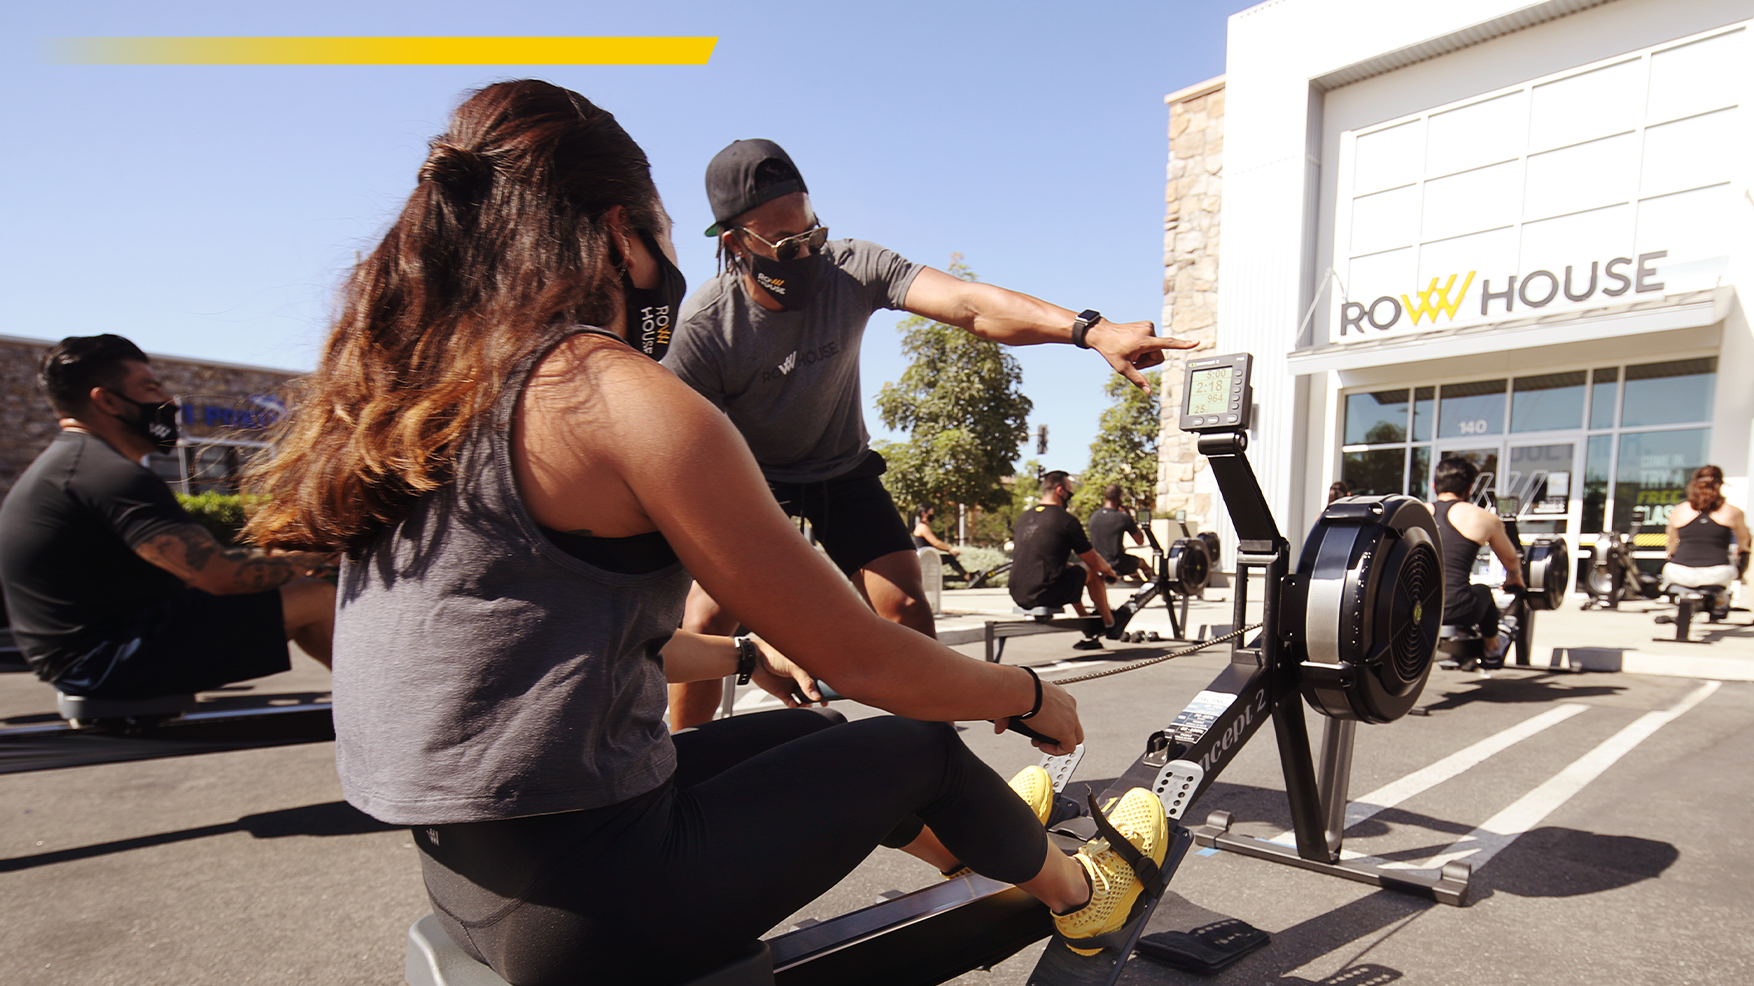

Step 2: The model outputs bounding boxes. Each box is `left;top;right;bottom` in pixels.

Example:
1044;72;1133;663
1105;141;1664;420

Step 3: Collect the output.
1108;554;1142;578
52;589;290;699
767;452;914;576
1022;564;1088;610
1448;584;1501;638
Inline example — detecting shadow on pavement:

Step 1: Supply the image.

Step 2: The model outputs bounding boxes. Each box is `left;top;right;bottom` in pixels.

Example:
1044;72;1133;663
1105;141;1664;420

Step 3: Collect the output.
1477;826;1677;897
0;800;397;873
1415;673;1623;713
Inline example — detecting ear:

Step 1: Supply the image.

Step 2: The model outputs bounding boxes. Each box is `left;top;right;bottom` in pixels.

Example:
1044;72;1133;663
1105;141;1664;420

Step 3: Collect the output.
86;385;127;417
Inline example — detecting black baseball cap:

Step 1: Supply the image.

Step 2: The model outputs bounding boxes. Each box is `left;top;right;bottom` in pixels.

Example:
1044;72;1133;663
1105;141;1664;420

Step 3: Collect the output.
703;138;808;236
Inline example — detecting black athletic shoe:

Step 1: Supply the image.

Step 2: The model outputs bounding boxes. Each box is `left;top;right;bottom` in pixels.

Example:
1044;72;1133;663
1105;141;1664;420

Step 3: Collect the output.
1072;637;1105;651
1105;603;1137;640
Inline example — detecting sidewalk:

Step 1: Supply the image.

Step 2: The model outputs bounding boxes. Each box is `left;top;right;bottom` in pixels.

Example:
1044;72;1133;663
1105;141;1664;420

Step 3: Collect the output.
936;581;1754;681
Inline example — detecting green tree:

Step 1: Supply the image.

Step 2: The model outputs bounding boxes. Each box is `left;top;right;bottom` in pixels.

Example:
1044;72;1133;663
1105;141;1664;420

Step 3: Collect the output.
1070;370;1162;517
968;459;1043;546
873;258;1033;528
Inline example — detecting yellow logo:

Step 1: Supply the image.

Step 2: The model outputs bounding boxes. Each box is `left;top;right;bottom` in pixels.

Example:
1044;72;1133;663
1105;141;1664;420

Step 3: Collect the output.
1400;271;1475;325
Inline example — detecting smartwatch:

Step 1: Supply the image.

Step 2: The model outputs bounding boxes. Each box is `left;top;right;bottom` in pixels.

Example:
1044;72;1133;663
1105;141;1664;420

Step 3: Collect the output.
733;635;757;685
1071;310;1101;349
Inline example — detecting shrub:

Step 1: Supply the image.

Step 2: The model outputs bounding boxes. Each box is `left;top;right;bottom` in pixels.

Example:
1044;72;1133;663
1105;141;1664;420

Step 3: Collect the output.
956;545;1011;587
176;492;248;546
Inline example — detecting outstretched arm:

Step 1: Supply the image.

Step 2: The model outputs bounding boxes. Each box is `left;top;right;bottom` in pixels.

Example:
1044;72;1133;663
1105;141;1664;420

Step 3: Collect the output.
901;267;1197;394
515;338;1082;754
1483;515;1525;588
136;523;334;595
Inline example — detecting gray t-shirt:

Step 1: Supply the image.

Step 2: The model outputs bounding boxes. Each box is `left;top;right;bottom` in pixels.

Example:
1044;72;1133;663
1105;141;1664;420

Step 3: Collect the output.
332;326;690;825
663;239;925;484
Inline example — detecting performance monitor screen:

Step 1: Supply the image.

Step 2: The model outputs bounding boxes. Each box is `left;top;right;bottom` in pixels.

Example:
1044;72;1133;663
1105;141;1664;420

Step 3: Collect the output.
1187;367;1233;416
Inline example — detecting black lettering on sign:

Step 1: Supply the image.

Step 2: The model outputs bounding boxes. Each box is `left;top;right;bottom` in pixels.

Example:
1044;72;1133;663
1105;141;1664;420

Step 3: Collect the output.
1519;270;1559;308
1367;296;1401;330
1340;302;1367;336
1480;276;1515;316
1635;251;1667;294
1563;263;1597;302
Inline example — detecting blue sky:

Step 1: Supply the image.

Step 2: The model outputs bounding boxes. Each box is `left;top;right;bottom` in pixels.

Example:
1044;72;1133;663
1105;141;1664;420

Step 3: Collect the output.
1;1;1253;469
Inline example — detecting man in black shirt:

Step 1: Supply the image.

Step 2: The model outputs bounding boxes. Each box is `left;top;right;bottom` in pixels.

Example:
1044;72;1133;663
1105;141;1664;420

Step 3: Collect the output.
0;335;335;699
1010;472;1115;646
1087;484;1153;583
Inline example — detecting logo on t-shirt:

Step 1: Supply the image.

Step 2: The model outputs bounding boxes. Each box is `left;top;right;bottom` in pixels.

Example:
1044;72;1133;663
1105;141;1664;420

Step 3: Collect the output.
759;342;841;383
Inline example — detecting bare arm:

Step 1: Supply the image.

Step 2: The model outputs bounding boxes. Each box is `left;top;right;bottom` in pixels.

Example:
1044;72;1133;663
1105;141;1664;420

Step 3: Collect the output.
1483;515;1525;587
660;630;821;705
1079;548;1116;581
135;523;333;595
914;522;957;554
1665;504;1689;557
514;339;1081;753
901;267;1196;393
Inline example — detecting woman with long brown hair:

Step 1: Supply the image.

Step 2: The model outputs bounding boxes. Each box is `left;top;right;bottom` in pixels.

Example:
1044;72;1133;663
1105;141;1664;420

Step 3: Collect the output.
245;80;1166;985
1663;465;1749;595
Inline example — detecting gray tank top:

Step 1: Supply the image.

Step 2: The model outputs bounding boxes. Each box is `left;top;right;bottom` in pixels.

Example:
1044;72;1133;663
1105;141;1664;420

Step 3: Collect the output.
332;326;690;825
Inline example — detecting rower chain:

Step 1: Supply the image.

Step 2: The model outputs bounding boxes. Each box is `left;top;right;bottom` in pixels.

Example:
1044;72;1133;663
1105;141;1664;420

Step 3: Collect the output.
1044;623;1264;685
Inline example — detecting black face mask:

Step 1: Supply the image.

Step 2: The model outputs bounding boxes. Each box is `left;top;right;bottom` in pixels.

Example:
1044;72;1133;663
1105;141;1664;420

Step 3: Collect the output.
743;249;820;312
621;229;687;362
118;395;180;453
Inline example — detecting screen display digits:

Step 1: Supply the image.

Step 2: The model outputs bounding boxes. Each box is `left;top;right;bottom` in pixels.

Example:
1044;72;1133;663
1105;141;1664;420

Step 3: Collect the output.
1187;367;1232;415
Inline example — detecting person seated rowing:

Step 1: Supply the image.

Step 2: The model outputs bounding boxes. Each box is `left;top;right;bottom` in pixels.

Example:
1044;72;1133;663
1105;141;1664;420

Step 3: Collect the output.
912;504;970;579
1662;465;1749;617
242;81;1169;985
1426;457;1525;662
1088;484;1154;584
1011;471;1118;648
0;334;334;702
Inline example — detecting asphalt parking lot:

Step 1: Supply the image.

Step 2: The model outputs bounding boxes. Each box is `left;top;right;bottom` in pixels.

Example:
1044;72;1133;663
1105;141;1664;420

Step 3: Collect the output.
3;583;1752;986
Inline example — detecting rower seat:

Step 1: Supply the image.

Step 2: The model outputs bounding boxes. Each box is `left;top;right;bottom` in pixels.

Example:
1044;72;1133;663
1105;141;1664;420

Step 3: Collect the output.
1013;605;1064;621
404;915;775;986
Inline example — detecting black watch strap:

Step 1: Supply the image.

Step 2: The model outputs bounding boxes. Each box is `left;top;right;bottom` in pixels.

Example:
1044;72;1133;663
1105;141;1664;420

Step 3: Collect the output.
733;635;757;685
1071;310;1101;349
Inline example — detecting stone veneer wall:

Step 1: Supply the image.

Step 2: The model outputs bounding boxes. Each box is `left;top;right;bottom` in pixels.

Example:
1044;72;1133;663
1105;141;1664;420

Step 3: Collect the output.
0;336;300;496
1156;76;1225;530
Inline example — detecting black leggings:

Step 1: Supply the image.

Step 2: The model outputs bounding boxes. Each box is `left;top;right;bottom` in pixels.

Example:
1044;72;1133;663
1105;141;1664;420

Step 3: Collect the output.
414;711;1048;986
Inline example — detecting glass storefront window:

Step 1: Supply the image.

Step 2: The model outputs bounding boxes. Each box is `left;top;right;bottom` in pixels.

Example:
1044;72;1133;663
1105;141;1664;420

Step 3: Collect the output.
1410;446;1431;497
1438;447;1500;499
1611;428;1710;534
1511;371;1585;432
1412;386;1434;442
1588;367;1618;430
1344;389;1409;444
1437;379;1506;439
1621;358;1716;427
1581;434;1612;533
1342;448;1406;496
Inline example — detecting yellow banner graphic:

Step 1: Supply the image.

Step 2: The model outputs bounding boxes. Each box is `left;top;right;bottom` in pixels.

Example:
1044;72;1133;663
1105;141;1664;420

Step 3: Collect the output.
55;37;717;65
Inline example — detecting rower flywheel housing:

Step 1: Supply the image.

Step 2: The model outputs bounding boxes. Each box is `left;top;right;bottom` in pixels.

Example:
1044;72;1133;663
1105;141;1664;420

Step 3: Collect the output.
1523;538;1569;612
1295;495;1444;724
1166;537;1211;595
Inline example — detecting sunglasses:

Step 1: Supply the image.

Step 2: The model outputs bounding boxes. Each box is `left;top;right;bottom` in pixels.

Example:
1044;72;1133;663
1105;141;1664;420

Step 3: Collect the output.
735;224;829;261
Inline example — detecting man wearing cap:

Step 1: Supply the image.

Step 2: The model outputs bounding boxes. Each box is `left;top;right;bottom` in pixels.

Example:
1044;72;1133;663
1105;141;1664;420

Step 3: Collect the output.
662;139;1191;728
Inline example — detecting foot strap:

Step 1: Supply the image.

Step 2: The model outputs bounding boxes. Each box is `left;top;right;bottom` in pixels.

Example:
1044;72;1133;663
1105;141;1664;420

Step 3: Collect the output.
1085;792;1166;896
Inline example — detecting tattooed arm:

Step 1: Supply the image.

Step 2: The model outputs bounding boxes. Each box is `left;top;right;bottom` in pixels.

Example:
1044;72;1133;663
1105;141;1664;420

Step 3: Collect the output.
136;523;335;595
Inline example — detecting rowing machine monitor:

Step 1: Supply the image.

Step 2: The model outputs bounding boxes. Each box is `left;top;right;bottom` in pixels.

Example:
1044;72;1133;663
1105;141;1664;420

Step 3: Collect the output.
1178;353;1252;434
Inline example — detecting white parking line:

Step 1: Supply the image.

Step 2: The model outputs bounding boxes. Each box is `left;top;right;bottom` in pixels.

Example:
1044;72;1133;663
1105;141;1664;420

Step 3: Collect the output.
1265;703;1590;847
1378;679;1721;873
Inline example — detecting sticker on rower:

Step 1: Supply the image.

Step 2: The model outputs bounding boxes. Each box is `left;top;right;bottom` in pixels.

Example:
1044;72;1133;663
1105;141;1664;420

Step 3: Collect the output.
1168;689;1236;745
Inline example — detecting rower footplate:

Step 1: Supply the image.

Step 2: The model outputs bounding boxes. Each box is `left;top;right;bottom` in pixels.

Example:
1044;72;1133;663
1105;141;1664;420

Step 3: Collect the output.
1023;825;1193;986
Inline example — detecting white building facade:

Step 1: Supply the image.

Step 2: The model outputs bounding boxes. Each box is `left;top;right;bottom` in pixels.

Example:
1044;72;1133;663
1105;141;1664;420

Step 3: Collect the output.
1197;0;1752;579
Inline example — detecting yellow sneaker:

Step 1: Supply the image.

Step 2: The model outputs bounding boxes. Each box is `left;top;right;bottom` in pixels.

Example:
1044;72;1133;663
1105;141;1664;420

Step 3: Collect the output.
943;765;1058;879
1053;788;1168;955
1009;764;1054;826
